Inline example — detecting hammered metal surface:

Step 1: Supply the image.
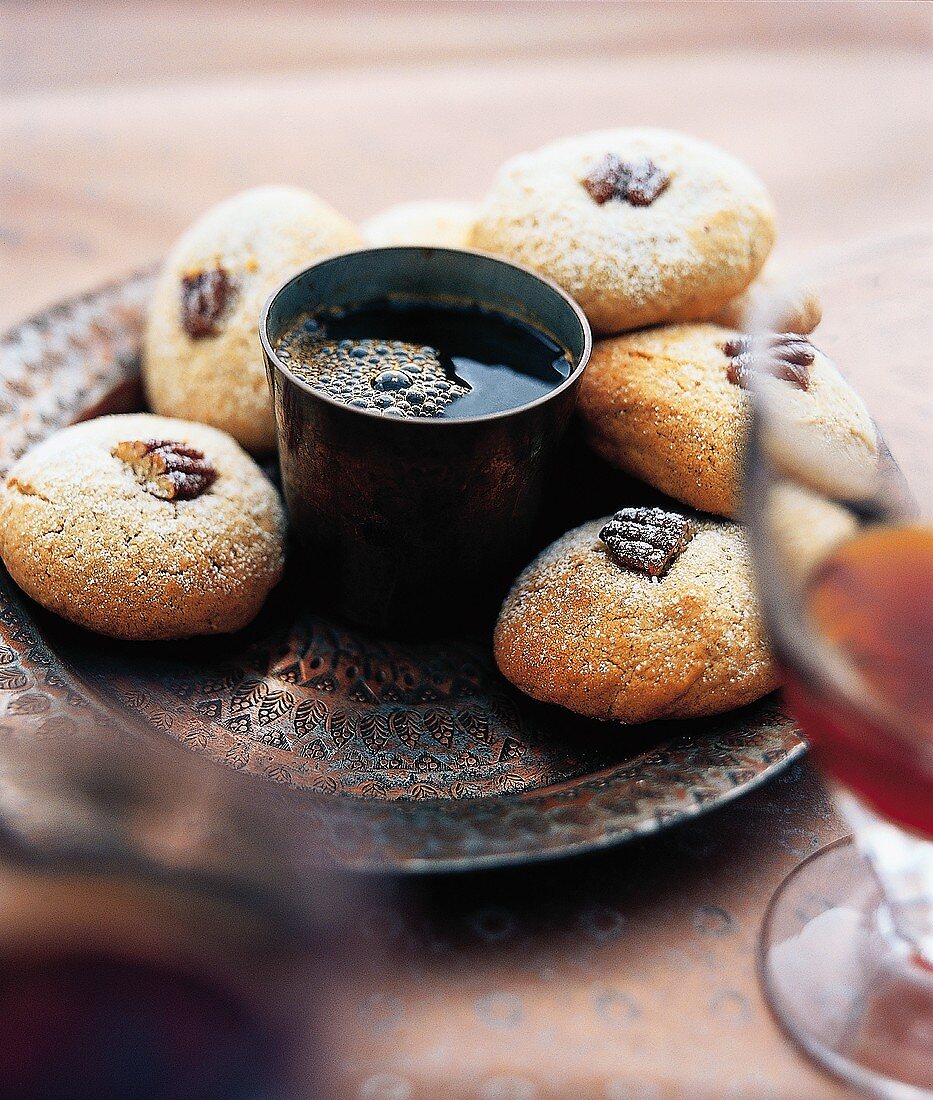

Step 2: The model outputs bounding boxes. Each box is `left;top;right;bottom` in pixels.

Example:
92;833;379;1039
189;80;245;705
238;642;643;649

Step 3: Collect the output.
0;273;806;870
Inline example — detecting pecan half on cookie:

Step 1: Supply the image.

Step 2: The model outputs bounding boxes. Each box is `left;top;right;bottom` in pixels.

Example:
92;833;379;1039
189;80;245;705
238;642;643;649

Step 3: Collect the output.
582;154;670;207
599;506;696;579
180;267;236;338
723;333;815;390
114;439;217;500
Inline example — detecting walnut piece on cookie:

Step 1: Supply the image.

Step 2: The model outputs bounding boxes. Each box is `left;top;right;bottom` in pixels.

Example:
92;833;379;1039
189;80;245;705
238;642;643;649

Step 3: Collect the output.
577;323;878;518
472;128;776;335
0;413;286;640
143;186;363;454
493;514;780;724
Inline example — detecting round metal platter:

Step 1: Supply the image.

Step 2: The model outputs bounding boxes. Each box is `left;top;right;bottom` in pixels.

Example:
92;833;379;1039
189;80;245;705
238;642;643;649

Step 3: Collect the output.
0;272;805;872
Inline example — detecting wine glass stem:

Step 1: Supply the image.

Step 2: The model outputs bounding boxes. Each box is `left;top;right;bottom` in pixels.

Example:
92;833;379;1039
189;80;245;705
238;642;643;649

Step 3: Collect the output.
836;790;933;966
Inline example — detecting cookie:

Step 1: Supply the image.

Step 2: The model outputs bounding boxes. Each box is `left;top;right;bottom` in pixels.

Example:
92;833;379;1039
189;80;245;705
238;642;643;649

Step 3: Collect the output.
471;128;776;335
708;260;821;334
493;509;779;723
143;186;362;454
577;324;877;518
0;414;286;640
362;200;477;248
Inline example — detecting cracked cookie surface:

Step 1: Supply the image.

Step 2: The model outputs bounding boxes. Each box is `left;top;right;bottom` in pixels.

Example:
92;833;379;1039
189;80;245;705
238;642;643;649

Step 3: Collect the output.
0;413;285;640
493;514;780;723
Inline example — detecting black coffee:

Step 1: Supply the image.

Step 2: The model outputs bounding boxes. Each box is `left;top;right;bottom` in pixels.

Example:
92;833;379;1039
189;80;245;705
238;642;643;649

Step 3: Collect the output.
274;298;573;419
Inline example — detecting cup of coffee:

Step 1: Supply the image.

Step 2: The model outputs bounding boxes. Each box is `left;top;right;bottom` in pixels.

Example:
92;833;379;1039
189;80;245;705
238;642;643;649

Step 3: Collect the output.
260;246;591;632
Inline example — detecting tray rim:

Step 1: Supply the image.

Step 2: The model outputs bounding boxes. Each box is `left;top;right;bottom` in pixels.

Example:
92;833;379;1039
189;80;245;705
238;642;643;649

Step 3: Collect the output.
69;637;807;874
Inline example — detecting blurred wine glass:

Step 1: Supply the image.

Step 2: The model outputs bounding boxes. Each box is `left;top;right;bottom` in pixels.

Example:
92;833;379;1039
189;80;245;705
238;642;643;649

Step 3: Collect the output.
744;243;933;1097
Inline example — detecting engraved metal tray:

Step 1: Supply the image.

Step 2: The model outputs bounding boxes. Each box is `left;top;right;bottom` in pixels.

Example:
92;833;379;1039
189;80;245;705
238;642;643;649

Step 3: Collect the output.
0;272;805;871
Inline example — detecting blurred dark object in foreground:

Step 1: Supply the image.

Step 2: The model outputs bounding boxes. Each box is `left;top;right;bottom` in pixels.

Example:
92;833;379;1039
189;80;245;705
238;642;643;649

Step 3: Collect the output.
0;949;278;1100
0;714;363;1100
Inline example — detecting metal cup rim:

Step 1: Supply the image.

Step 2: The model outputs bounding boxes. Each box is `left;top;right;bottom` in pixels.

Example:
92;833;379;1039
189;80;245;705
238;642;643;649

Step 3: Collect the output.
259;244;593;428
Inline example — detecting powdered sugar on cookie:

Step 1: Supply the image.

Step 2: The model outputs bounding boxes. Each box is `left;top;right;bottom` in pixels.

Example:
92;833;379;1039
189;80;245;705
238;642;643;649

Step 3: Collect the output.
472;128;776;335
493;515;779;723
0;413;285;639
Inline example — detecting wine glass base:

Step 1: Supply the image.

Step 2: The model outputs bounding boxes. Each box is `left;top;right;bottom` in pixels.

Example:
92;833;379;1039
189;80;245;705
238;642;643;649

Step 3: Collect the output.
761;837;933;1098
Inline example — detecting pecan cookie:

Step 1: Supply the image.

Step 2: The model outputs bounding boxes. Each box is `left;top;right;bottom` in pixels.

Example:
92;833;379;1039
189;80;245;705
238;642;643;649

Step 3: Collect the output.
493;510;779;723
362;200;477;248
143;186;362;454
0;414;286;640
471;128;776;335
578;323;877;517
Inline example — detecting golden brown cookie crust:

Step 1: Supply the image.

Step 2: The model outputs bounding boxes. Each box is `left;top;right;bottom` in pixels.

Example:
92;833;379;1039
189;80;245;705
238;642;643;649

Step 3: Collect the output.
493;516;780;723
471;128;776;335
0;414;286;640
362;200;477;248
143;186;362;454
577;323;878;518
708;260;822;333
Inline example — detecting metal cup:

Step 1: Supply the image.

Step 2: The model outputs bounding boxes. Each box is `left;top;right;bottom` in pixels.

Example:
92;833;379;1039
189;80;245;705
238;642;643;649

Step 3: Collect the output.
260;247;591;632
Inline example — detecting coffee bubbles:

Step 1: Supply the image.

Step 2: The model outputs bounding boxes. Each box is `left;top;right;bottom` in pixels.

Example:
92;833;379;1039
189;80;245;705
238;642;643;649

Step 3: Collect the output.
273;299;572;420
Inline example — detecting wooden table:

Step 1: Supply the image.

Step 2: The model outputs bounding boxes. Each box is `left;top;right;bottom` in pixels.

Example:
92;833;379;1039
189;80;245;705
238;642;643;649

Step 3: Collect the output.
1;4;930;1096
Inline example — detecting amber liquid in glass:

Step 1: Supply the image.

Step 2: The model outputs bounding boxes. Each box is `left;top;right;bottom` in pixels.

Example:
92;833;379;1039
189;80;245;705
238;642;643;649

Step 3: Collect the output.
784;524;933;836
